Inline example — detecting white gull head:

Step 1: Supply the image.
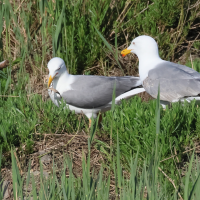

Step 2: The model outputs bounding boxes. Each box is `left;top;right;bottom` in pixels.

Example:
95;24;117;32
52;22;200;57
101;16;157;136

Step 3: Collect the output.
47;57;68;87
121;35;163;83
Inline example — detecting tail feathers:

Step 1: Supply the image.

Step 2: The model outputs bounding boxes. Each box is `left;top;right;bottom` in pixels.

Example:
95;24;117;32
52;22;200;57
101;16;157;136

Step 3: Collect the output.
115;88;145;103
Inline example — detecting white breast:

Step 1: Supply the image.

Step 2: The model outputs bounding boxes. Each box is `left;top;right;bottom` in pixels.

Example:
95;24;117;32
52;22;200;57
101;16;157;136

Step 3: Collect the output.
139;58;164;83
48;89;61;107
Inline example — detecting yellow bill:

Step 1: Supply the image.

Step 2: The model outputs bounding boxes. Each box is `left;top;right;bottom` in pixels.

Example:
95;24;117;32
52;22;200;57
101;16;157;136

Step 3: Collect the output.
48;75;54;88
121;48;132;57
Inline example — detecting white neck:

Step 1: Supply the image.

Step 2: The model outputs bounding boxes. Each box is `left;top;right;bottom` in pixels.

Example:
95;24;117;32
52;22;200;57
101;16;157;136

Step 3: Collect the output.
52;71;71;93
138;54;163;83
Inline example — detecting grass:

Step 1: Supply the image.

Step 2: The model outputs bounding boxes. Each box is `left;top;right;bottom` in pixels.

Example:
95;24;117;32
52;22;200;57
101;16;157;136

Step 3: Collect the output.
1;99;200;199
102;97;199;160
1;0;200;198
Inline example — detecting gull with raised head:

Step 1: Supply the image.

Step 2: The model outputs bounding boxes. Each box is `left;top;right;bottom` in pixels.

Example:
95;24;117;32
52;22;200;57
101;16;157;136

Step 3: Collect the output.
121;35;200;107
47;57;145;127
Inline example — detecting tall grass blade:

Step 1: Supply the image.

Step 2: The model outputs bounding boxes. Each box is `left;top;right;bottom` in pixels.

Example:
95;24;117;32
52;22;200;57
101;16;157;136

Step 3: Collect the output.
11;148;23;199
110;81;116;157
54;6;65;52
115;26;118;60
91;21;113;53
89;114;98;150
111;81;116;112
117;131;122;191
130;150;139;198
184;151;195;199
25;161;31;197
31;174;37;199
156;84;160;135
188;173;200;200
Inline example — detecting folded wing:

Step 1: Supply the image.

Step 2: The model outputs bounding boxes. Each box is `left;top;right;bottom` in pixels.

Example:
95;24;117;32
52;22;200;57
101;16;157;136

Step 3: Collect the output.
143;61;200;102
61;75;142;108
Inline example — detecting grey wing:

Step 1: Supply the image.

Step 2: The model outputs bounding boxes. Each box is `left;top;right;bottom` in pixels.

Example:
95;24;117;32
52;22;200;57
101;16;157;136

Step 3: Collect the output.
61;75;142;108
143;61;200;102
170;62;200;79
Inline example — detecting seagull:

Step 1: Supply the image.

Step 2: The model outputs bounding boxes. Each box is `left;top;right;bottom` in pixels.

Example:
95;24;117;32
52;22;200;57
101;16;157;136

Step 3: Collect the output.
121;35;200;108
47;57;145;127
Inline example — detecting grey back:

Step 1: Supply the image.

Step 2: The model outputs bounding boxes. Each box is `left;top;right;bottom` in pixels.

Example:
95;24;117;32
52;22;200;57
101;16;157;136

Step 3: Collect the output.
61;75;141;108
143;61;200;101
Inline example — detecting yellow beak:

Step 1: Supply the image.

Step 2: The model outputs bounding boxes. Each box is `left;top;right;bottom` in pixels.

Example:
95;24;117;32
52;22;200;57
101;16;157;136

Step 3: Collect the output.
48;75;54;88
121;48;132;57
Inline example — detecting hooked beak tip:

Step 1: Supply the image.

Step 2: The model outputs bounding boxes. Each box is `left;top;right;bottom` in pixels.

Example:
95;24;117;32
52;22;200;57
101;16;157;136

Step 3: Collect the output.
121;48;132;57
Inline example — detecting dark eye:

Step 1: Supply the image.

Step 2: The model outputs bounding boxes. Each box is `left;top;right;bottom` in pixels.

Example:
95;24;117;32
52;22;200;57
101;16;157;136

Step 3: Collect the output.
56;67;61;71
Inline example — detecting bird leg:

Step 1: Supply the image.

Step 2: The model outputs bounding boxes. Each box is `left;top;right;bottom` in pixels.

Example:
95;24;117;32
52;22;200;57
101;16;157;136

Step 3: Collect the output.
89;114;102;129
89;119;92;128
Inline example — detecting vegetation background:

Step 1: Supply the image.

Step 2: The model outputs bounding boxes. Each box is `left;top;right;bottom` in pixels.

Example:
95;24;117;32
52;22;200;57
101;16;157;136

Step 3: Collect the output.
1;0;200;199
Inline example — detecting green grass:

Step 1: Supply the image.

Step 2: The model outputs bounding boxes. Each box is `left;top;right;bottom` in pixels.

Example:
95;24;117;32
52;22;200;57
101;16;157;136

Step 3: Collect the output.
0;91;85;152
101;97;199;161
1;106;200;199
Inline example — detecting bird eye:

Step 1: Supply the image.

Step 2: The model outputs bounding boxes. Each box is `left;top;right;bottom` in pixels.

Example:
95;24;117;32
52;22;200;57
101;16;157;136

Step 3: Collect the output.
56;67;61;71
132;42;135;45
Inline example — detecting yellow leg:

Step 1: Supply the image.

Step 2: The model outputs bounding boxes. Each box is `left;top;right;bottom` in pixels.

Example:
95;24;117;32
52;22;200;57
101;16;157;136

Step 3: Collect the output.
89;118;92;128
89;113;102;128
